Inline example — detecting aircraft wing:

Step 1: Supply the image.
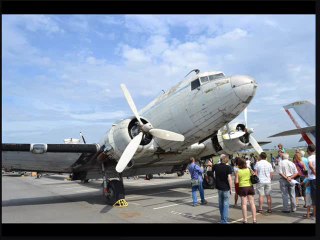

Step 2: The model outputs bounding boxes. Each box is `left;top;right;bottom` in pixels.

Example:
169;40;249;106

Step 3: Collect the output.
246;141;271;148
256;141;272;146
268;126;315;138
2;143;101;173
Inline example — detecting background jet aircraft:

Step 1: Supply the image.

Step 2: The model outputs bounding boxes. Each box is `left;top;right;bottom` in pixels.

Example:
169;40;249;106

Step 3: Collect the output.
2;69;264;205
268;100;315;145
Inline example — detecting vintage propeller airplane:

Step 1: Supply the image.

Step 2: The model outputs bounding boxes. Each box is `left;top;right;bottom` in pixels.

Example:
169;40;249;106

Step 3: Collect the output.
2;69;265;205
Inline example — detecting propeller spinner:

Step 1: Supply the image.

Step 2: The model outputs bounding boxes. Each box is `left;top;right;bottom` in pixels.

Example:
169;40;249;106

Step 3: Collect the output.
115;84;185;173
222;107;263;154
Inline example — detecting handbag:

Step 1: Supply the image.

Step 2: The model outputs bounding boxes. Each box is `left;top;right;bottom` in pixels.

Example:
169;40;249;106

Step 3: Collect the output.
249;168;260;184
191;179;199;187
190;165;199;187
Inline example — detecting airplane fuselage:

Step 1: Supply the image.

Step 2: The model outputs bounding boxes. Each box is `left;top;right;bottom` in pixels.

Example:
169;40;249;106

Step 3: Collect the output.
97;71;257;177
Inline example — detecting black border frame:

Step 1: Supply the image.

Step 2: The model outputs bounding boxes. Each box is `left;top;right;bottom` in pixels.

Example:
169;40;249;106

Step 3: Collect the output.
1;0;319;239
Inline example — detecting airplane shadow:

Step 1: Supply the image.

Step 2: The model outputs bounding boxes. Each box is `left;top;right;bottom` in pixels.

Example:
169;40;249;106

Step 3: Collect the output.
2;178;192;210
2;192;105;208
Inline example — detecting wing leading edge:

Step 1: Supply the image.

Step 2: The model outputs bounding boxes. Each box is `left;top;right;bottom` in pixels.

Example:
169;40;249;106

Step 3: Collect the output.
2;143;101;173
268;126;315;138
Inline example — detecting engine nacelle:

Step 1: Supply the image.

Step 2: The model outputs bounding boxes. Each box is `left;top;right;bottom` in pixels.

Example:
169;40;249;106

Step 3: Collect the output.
209;122;250;155
99;117;153;161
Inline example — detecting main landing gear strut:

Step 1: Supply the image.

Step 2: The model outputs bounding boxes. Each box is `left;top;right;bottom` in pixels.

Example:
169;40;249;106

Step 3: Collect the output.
101;163;127;206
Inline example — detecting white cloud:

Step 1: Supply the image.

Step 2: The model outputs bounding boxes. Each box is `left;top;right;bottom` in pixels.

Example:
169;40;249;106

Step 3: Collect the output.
69;111;127;121
121;45;151;63
2;15;57;67
264;19;278;28
24;15;63;33
2;15;315;148
125;15;170;36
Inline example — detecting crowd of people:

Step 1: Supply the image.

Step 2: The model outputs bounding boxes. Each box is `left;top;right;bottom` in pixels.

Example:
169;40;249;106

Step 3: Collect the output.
187;144;317;224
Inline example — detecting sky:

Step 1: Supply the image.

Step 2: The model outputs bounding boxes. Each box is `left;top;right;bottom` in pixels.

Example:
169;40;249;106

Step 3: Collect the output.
2;15;315;149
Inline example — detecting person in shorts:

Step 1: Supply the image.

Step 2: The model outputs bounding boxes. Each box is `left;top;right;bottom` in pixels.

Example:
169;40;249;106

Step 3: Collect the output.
300;178;312;219
235;158;257;223
307;144;316;218
255;152;274;213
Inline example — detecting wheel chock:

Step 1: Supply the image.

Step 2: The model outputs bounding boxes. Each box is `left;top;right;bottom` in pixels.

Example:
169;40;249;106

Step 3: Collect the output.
113;199;128;207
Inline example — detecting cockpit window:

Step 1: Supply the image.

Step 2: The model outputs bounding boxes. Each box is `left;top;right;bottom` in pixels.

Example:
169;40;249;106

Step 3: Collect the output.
209;73;225;81
191;78;200;90
200;76;209;83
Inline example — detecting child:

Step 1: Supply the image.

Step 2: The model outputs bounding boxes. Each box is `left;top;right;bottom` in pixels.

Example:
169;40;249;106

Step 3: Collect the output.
301;178;312;219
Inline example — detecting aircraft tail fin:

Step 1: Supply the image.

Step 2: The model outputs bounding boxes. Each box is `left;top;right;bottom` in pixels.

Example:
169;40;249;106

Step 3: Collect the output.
283;101;315;127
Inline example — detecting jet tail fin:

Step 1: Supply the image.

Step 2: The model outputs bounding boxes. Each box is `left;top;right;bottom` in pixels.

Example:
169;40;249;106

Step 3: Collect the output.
283;101;315;127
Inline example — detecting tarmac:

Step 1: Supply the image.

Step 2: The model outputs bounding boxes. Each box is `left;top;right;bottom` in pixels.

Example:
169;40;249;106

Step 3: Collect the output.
2;167;316;223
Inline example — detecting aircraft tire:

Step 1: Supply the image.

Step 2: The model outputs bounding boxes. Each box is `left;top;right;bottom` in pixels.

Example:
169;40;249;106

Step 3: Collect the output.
104;180;125;205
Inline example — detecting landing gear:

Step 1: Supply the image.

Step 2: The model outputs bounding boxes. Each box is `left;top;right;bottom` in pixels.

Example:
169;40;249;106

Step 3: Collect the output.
103;179;125;205
101;163;126;205
81;179;89;183
145;173;153;180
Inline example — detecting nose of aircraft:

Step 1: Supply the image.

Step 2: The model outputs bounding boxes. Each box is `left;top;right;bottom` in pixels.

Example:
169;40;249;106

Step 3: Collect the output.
231;75;257;103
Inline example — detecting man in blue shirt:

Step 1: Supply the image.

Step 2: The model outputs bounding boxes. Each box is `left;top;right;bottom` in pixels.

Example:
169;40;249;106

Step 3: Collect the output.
188;157;207;207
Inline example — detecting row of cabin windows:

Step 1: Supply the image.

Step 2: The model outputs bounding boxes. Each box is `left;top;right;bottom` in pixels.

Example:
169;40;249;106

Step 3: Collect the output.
191;73;225;90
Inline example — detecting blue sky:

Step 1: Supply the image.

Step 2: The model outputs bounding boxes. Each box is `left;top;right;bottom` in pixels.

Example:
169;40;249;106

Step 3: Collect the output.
2;15;315;149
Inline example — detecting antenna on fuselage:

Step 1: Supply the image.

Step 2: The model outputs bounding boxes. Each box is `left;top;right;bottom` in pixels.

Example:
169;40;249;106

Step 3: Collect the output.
184;69;200;78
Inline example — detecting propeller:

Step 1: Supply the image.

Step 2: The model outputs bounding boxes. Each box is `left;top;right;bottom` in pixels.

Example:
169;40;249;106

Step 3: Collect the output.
223;123;245;140
249;134;263;154
149;129;184;141
115;132;143;173
115;84;185;173
243;107;263;154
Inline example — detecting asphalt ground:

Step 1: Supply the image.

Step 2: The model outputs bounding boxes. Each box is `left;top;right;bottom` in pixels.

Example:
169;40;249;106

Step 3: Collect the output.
2;168;316;223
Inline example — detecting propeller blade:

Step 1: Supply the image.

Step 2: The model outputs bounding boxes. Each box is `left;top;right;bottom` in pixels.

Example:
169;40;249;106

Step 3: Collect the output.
149;129;185;141
116;132;143;173
225;123;232;139
222;131;246;140
249;135;263;154
120;84;143;125
244;107;248;127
